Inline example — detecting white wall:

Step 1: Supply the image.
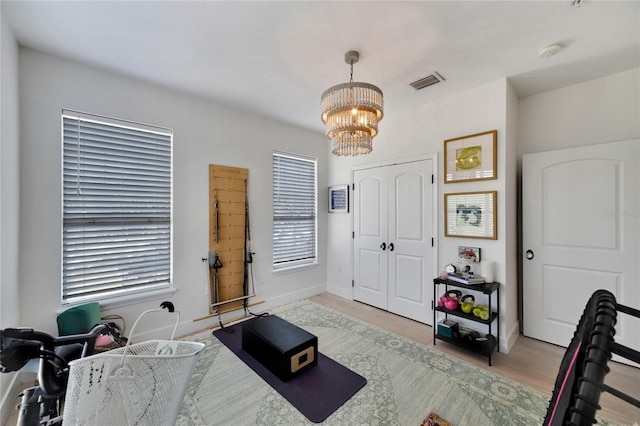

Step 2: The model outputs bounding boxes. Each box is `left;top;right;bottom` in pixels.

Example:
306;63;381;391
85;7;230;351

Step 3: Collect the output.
15;48;328;339
0;12;22;422
326;79;518;353
504;80;519;344
517;67;640;156
0;11;20;332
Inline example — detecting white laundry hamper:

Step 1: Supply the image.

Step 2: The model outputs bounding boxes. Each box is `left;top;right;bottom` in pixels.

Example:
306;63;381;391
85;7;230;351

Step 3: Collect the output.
63;303;205;426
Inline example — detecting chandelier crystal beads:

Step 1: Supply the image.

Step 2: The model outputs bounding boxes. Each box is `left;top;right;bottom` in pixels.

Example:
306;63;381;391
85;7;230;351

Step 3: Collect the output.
321;51;384;156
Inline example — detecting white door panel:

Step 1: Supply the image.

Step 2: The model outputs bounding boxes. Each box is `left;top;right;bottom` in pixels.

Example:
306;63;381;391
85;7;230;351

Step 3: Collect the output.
543;160;618;248
395;172;423;240
354;159;434;324
387;161;432;323
354;171;388;310
359;177;383;237
358;249;386;296
542;266;619;327
393;254;424;302
523;139;639;360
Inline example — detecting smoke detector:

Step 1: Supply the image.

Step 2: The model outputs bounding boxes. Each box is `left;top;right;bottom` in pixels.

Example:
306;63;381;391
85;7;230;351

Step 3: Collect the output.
538;44;563;58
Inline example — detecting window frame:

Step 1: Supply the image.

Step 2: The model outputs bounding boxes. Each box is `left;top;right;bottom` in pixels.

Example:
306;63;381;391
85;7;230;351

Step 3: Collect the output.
61;110;174;305
272;151;318;271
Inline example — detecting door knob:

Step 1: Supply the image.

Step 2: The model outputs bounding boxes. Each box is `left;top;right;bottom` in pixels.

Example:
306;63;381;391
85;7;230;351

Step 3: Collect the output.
389;243;394;251
525;250;534;260
380;242;386;251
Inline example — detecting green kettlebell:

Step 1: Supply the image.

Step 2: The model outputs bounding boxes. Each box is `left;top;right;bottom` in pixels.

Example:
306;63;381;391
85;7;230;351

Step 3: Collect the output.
460;294;475;314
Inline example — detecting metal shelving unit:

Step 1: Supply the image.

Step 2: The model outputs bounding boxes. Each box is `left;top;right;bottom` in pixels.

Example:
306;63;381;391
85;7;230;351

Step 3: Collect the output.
433;278;500;366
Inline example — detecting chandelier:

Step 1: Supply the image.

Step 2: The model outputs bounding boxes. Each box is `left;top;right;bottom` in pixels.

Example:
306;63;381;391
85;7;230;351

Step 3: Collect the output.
321;51;384;156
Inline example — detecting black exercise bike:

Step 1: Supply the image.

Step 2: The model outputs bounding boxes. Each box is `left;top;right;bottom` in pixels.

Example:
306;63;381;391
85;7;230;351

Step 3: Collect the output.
1;323;120;425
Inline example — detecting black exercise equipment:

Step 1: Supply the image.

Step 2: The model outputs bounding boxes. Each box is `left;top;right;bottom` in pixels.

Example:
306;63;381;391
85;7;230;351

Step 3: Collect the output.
544;289;640;425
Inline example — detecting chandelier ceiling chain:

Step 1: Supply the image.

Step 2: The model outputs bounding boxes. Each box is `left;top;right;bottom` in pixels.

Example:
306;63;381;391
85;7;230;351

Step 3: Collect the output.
321;50;384;157
349;59;354;83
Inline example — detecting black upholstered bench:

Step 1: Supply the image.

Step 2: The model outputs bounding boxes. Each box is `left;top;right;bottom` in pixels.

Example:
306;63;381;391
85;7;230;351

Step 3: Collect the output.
242;315;317;381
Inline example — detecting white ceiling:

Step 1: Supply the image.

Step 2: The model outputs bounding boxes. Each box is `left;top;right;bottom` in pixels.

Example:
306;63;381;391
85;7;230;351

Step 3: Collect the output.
2;1;638;134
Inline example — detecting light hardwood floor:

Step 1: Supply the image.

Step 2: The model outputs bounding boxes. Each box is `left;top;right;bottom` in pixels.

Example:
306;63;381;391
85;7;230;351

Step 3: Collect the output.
308;293;640;426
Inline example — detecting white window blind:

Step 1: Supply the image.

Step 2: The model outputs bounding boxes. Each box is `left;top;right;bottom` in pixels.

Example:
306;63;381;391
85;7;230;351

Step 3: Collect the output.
62;111;172;303
272;152;317;268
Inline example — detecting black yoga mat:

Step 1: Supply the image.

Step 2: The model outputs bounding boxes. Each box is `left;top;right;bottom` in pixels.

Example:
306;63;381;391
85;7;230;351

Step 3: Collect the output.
213;316;367;423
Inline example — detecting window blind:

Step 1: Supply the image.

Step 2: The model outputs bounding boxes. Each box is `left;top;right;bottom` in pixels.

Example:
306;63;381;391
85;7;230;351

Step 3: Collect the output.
272;153;317;268
62;112;172;303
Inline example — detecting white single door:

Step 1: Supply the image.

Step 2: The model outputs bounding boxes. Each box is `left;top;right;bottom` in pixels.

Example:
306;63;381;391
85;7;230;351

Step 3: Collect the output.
387;161;434;324
523;140;640;354
353;159;434;324
353;167;388;310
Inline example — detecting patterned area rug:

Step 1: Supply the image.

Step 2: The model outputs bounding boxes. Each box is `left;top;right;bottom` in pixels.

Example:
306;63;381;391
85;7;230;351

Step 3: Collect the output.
176;299;615;425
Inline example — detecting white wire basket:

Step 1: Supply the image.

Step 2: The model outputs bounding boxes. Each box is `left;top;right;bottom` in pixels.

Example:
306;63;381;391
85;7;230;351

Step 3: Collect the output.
63;303;205;426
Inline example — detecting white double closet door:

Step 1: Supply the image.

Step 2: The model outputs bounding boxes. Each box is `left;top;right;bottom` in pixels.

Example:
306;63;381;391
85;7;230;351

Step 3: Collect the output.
353;159;434;325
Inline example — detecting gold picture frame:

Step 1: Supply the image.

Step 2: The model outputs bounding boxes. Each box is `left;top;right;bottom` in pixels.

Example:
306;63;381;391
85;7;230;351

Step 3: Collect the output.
444;130;497;183
445;191;497;239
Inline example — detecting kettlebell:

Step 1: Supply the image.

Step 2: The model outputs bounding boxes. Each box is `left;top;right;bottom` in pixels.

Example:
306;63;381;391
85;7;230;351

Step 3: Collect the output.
437;295;448;308
473;304;490;321
460;294;475;314
443;290;462;310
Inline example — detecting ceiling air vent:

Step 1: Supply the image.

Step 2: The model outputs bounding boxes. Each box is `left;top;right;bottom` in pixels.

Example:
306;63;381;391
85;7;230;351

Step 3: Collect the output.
410;72;446;90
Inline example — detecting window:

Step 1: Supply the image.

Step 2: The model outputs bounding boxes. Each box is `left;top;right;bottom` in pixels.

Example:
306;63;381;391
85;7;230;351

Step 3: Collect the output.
272;152;317;269
62;111;172;304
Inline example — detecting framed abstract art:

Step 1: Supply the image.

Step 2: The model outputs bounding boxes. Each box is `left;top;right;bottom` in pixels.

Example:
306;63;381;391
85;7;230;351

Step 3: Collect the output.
445;191;497;239
444;130;497;183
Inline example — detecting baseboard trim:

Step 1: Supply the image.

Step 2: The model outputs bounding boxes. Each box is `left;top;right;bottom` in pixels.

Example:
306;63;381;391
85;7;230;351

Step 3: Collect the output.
255;285;327;313
143;285;328;341
503;320;520;354
326;283;352;300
